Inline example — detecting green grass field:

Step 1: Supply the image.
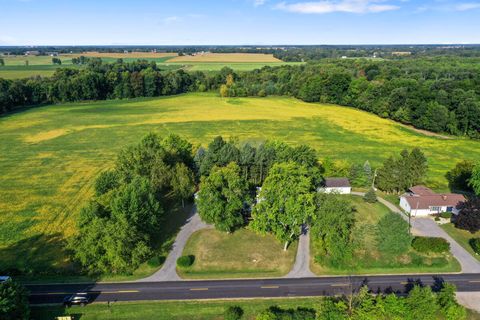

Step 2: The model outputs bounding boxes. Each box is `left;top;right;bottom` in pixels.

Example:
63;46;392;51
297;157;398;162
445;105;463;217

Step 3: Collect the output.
178;228;297;279
1;93;479;274
29;298;480;320
441;223;480;262
311;196;461;274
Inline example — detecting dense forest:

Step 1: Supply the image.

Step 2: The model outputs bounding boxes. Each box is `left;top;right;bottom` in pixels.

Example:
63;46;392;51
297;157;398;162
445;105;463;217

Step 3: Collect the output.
1;56;480;138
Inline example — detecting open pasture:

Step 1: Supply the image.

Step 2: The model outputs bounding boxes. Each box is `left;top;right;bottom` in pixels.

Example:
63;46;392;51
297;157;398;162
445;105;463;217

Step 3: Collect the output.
0;93;479;272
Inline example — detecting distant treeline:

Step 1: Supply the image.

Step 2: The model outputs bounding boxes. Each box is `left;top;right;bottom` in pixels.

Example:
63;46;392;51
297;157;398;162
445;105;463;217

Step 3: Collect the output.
3;44;480;59
1;57;480;138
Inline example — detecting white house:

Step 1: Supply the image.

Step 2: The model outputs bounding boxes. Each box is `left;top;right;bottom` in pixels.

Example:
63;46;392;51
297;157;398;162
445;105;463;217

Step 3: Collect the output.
318;178;351;194
399;185;465;217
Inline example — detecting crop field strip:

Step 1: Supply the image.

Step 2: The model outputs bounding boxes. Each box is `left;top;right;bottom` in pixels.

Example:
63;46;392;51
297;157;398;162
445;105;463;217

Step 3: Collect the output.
0;93;479;271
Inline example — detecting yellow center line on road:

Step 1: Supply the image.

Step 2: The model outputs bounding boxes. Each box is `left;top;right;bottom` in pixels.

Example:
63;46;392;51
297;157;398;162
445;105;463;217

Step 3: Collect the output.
469;280;480;283
46;292;70;295
400;282;408;285
261;285;279;289
331;284;349;287
190;288;209;291
117;290;140;293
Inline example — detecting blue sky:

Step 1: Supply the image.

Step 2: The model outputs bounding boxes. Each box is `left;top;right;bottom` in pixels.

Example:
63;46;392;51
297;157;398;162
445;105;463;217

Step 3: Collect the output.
1;0;479;45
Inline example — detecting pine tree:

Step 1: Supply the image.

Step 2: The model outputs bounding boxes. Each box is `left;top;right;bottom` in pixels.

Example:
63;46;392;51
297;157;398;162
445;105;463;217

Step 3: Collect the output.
363;188;377;203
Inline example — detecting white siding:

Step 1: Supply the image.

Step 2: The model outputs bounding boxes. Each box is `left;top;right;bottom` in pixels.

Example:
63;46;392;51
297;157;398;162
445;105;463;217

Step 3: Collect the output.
399;197;411;213
319;187;351;194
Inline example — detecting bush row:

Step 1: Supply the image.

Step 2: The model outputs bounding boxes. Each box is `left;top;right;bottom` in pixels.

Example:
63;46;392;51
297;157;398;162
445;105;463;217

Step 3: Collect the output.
411;237;450;253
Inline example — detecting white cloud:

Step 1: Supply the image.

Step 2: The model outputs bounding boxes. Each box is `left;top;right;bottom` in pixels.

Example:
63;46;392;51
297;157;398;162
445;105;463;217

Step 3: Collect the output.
275;0;400;14
254;0;267;6
163;16;181;24
455;2;480;11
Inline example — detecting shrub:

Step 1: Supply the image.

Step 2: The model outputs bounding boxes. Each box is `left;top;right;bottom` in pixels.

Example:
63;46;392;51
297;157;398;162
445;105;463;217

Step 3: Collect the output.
376;212;412;255
412;237;450;253
224;306;243;320
469;238;480;255
439;212;452;219
363;188;377;203
176;255;195;268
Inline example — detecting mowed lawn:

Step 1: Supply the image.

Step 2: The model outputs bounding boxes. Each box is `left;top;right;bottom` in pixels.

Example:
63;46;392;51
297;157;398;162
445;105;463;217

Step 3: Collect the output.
311;196;461;274
441;223;480;262
178;228;297;279
1;93;479;272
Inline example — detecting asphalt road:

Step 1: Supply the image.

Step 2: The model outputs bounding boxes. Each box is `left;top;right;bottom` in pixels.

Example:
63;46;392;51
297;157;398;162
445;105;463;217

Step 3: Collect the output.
28;274;480;305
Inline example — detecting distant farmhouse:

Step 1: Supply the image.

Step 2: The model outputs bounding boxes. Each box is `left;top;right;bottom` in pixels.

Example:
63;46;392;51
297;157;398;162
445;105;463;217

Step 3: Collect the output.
319;178;351;194
400;186;465;217
25;50;40;56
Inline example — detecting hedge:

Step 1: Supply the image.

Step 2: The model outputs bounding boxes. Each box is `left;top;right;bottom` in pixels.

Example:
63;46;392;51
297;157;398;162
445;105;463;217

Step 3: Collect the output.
411;237;450;253
470;238;480;255
176;255;195;268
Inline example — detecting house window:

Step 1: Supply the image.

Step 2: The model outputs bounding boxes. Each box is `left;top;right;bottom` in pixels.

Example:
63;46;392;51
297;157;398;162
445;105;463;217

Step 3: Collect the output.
430;206;441;212
446;207;453;212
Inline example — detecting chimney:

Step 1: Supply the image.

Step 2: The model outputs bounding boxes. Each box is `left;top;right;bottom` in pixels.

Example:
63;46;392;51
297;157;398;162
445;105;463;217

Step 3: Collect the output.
442;195;447;201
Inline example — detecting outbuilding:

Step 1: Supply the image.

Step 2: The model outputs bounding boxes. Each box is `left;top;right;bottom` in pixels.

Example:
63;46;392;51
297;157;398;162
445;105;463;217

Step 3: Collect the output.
319;178;351;194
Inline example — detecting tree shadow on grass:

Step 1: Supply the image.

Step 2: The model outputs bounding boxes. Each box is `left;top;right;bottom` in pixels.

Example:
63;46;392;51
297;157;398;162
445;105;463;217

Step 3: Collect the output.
0;233;97;282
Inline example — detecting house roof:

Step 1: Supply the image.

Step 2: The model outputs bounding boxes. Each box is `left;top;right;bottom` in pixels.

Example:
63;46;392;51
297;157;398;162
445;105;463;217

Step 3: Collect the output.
324;178;350;188
403;193;466;210
409;185;435;196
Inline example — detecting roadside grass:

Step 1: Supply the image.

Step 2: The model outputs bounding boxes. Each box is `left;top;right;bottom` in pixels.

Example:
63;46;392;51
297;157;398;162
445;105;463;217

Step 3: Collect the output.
311;196;461;275
30;298;480;320
1;93;479;274
441;223;480;262
30;298;321;320
178;228;297;279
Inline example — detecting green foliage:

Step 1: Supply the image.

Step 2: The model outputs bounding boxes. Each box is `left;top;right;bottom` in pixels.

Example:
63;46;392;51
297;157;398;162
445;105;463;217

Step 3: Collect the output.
437;283;467;320
94;170;119;196
256;306;316;320
439;212;453;219
70;133;196;275
0;279;30;320
376;212;412;256
446;160;475;192
405;285;439;320
176;255;195;268
71;177;163;274
197;162;249;232
311;194;355;268
376;148;428;193
363;188;377;203
470;163;480;196
224;305;244;320
469;238;480;254
454;198;480;233
251;162;316;249
411;237;450;254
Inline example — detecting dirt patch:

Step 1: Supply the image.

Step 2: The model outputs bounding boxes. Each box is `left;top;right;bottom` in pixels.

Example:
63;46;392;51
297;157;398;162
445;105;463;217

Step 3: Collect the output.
401;124;453;140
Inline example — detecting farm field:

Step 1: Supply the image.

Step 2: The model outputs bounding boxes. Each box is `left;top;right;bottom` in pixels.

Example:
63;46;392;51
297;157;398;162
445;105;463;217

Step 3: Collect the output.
310;196;461;274
0;52;298;78
1;93;479;273
166;52;280;62
178;228;297;279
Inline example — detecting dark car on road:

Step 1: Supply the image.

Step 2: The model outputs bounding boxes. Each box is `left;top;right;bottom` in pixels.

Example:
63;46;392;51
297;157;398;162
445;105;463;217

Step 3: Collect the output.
63;293;90;307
